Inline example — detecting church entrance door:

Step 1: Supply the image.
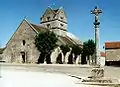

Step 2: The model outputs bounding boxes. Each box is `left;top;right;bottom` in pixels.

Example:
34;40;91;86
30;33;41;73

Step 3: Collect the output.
21;52;26;63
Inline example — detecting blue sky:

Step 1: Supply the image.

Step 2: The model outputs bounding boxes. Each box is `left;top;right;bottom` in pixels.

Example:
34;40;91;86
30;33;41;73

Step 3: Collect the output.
0;0;120;50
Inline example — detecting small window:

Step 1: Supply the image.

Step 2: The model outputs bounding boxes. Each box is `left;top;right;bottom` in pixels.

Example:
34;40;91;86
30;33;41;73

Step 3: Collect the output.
60;17;64;19
47;17;50;21
47;24;50;28
60;24;64;27
22;40;26;45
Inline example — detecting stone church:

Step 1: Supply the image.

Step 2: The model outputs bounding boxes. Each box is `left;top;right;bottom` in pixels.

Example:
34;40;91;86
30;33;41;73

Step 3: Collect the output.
1;7;82;64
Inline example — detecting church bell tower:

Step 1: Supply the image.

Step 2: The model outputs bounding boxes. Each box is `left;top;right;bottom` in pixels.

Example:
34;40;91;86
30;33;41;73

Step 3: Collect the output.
40;7;67;36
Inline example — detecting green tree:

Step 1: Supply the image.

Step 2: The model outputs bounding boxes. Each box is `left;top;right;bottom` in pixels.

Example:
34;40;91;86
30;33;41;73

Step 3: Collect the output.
81;41;89;64
71;44;82;64
82;39;95;64
87;39;95;64
60;44;70;63
35;31;58;64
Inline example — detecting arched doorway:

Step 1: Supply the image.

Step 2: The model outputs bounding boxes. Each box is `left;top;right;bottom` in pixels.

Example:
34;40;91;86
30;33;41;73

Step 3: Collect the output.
21;52;26;63
56;53;63;64
68;53;73;64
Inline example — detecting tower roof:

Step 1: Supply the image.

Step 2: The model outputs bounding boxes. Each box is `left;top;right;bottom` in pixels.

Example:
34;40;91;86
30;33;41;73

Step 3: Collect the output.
41;6;66;19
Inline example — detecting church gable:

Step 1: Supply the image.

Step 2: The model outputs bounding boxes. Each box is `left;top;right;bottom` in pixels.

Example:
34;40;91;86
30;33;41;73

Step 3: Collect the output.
41;7;67;23
6;19;37;47
2;19;40;63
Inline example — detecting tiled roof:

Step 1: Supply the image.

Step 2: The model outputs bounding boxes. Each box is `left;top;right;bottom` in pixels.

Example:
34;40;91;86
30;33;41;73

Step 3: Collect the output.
30;23;82;47
58;36;75;45
30;24;49;32
66;32;82;45
105;42;120;49
30;24;77;46
58;36;82;48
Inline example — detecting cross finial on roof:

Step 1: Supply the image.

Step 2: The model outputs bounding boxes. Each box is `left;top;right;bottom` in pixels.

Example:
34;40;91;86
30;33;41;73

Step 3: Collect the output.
24;16;27;20
48;2;57;9
95;6;98;9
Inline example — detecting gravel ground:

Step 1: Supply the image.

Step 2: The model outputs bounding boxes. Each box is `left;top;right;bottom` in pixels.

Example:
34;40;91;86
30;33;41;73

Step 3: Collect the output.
104;66;120;79
1;64;120;78
0;64;120;87
0;69;86;87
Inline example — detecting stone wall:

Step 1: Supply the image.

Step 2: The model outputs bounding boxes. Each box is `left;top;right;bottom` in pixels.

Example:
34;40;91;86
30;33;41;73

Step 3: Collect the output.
41;20;67;30
0;54;2;60
106;49;120;61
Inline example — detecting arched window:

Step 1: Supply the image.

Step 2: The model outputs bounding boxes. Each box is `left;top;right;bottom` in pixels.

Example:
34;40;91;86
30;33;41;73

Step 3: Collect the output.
22;40;26;45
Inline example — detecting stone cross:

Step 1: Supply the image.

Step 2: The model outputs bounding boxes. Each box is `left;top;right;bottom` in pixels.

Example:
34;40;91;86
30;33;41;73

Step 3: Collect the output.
91;6;102;66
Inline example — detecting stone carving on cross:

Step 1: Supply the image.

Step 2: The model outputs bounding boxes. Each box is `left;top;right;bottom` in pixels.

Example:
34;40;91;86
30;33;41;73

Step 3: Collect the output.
91;6;102;16
91;6;102;26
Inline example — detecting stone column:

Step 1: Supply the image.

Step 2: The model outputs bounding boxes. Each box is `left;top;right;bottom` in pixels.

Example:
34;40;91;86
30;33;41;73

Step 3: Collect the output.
76;55;79;64
51;47;60;64
90;6;104;78
78;54;81;64
65;51;70;64
65;48;72;64
91;6;102;66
